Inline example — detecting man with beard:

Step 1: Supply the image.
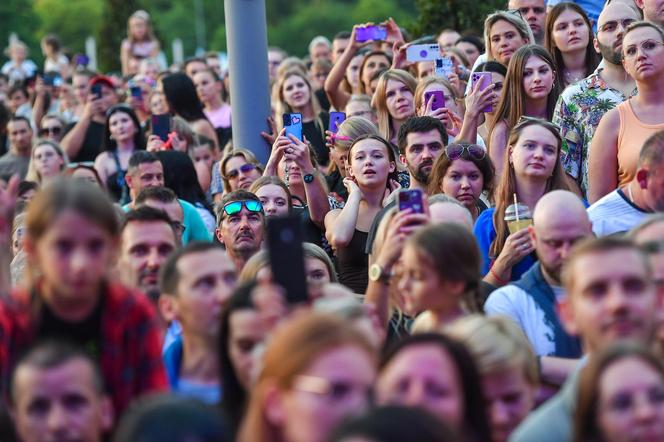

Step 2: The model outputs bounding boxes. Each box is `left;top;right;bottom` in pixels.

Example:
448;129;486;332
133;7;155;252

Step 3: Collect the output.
512;235;659;442
552;1;640;198
215;190;265;272
485;191;592;358
365;116;447;255
589;130;664;236
117;206;179;303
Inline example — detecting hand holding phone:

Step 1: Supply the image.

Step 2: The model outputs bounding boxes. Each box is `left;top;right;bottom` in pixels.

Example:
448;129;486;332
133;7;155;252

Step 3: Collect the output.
398;189;425;214
329;112;346;134
424;91;445;112
471;72;493;113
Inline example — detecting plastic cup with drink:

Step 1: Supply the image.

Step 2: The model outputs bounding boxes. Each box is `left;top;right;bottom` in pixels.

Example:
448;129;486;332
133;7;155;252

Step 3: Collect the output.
505;194;533;234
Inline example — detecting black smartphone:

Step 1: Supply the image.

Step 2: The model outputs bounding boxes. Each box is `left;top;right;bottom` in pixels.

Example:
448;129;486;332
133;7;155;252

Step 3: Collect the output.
398;189;425;214
90;84;102;99
151;114;171;142
130;85;143;100
266;215;308;304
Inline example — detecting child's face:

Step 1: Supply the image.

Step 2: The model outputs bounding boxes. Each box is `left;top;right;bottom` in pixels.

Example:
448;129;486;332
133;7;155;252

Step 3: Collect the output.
29;210;116;303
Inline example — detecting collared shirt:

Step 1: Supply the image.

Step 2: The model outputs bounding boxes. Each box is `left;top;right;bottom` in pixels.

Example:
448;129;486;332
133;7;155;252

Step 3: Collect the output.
0;282;167;415
552;67;638;197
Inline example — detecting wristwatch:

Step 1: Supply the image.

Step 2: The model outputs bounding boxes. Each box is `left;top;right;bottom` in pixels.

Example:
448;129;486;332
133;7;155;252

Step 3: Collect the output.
303;173;315;184
369;264;392;284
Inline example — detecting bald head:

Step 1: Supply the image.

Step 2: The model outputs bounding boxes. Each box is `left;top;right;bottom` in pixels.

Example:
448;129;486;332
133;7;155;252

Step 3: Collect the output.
533;190;590;232
532;191;593;284
429;201;474;230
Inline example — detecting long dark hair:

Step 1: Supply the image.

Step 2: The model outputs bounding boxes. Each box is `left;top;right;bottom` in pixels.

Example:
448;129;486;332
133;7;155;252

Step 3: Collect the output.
380;333;491;442
218;280;257;435
154;150;213;215
161;73;209;122
102;104;146;152
545;2;599;88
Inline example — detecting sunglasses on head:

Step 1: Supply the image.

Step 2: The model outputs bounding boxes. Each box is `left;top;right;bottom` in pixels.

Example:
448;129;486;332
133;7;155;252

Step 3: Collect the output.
39;126;62;136
445;143;486;161
225;163;256;179
222;200;263;217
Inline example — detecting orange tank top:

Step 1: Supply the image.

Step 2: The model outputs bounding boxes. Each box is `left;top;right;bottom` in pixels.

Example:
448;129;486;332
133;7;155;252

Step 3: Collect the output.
617;100;664;187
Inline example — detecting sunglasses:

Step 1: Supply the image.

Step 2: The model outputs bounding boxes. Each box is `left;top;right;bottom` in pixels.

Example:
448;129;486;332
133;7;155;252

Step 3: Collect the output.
222;200;263;217
445;143;486;161
225;163;256;179
66;161;95;169
39;126;62;136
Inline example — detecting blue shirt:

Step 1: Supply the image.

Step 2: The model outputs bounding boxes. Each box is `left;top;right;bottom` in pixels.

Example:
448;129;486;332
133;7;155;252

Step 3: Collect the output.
473;208;536;281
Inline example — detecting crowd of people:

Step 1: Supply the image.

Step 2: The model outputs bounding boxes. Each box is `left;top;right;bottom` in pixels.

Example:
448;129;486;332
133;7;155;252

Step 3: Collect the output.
1;1;664;441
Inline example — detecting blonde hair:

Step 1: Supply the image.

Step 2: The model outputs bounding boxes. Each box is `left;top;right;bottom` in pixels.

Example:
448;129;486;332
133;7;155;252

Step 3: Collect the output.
127;10;156;43
483;11;535;63
238;313;375;442
446;314;539;385
372;69;417;141
274;70;322;132
26;139;68;184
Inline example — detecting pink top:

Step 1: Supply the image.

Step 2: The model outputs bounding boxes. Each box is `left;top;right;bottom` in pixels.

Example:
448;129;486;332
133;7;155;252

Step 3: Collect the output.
204;104;232;129
616;100;664;187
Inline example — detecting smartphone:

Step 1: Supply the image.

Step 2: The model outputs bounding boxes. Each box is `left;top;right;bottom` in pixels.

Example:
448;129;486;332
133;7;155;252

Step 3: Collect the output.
435;57;454;78
74;54;90;66
90;84;102;99
151;114;171;142
283;113;303;142
406;44;440;62
43;73;55;87
424;91;445;111
398;189;425;214
130;85;143;100
266;215;308;304
356;25;388;42
471;72;493;113
329;111;346;134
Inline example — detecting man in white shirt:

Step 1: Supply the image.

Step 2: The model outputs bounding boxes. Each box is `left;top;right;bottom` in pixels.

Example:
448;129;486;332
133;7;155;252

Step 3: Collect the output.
485;190;592;357
588;129;664;236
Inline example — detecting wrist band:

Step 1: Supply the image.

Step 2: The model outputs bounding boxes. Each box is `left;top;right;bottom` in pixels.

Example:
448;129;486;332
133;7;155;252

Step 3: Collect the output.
489;267;509;286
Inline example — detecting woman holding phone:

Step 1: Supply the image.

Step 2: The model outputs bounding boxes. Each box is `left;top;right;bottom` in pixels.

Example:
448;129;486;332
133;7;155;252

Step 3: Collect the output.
325;134;398;294
275;70;329;167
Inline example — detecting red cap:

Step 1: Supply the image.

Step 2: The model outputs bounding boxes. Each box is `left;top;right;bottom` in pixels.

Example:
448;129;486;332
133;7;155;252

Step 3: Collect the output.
89;75;115;90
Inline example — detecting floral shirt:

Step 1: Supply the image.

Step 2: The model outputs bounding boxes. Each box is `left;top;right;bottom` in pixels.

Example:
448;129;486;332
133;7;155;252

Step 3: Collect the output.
552;67;637;197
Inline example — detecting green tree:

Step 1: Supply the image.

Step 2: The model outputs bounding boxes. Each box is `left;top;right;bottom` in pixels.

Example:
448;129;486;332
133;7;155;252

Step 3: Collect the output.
0;0;41;65
34;0;102;56
411;0;505;37
98;0;140;72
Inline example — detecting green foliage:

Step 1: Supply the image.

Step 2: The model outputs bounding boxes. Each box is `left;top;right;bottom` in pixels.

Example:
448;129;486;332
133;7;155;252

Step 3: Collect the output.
0;0;41;64
34;0;102;57
411;0;506;37
97;0;140;72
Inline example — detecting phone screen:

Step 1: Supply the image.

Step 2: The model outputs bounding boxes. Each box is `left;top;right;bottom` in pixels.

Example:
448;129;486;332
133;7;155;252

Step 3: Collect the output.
151;114;171;142
267;215;308;304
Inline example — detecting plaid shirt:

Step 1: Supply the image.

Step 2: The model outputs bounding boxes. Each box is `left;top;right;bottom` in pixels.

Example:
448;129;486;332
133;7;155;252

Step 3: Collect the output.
0;282;167;415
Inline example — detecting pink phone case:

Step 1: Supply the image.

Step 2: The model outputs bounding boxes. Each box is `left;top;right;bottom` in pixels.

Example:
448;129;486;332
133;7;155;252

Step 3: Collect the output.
472;72;493;113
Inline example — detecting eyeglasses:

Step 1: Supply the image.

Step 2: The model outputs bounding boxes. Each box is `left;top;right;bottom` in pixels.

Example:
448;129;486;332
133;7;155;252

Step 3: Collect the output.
225;163;256;179
623;40;664;60
445;143;486;160
221;200;263;217
599;18;636;33
39;126;62;136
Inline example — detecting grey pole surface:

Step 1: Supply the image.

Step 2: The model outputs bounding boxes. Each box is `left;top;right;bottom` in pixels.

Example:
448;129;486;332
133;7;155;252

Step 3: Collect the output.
224;0;271;165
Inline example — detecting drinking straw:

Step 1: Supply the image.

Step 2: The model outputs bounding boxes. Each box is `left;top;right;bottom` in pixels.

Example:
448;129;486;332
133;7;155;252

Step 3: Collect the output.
513;193;519;222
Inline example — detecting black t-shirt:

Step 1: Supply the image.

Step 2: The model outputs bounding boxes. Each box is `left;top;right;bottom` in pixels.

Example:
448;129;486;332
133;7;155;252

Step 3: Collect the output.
64;120;106;163
37;293;103;360
302;119;328;167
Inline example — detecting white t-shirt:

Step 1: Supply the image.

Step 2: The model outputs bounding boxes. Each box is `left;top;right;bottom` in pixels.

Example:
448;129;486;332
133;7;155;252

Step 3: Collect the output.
587;189;648;237
484;284;566;356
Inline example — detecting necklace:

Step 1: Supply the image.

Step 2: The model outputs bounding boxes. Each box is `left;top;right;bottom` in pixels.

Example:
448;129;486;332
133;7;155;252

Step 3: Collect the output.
564;70;584;84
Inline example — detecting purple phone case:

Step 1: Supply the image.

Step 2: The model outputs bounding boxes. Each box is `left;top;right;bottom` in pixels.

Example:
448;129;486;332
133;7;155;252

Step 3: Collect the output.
398;189;424;214
424;91;445;111
472;72;493;113
329;112;346;133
